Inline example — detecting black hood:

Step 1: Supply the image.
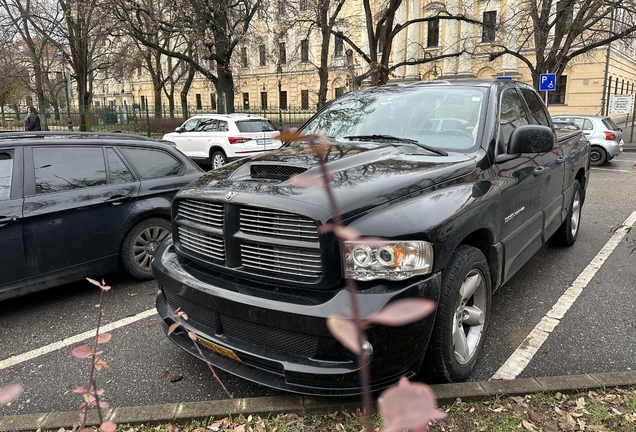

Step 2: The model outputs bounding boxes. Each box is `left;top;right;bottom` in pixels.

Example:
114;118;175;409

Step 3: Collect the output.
179;142;476;221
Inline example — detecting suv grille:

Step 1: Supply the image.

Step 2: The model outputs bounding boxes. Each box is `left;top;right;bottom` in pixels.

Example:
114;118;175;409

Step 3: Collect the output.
175;199;322;281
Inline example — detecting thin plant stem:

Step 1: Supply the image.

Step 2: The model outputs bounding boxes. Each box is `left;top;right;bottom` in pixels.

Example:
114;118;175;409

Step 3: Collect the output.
82;286;105;428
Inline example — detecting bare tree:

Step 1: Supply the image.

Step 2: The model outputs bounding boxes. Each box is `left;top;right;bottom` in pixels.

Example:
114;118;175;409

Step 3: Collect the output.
484;0;636;91
109;0;261;114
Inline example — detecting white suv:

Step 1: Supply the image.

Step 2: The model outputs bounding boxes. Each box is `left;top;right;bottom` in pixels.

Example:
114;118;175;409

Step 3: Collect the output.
163;113;282;169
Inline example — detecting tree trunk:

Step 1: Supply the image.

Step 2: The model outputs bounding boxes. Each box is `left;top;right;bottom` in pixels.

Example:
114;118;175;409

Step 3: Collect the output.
216;62;234;114
180;67;196;119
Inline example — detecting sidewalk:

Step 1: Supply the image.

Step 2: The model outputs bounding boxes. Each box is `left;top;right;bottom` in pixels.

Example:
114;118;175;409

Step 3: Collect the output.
2;371;636;431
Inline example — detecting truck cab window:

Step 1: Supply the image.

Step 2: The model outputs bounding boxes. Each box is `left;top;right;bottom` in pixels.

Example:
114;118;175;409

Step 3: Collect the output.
499;89;529;151
0;152;13;201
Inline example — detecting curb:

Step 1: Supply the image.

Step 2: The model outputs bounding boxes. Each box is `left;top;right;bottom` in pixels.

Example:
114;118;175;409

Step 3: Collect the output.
2;371;636;431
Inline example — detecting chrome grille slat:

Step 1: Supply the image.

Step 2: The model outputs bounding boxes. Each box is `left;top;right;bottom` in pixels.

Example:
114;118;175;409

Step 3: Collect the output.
240;207;318;241
178;226;225;261
241;243;322;277
179;200;223;227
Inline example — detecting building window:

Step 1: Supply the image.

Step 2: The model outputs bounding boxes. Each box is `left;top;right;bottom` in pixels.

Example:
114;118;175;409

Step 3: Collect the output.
259;45;267;66
277;0;285;15
137;67;142;78
196;93;202;110
210;93;217;110
548;75;567;105
377;25;386;52
334;35;344;57
301;90;309;109
240;47;248;68
280;91;287;109
261;92;268;109
243;92;250;109
556;1;574;36
279;42;286;64
301;39;309;63
140;95;145;108
335;87;345;98
482;11;497;43
427;18;439;48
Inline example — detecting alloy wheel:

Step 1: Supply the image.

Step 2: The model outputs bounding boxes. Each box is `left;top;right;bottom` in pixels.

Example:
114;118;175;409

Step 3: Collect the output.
453;269;487;365
570;188;581;238
132;226;170;271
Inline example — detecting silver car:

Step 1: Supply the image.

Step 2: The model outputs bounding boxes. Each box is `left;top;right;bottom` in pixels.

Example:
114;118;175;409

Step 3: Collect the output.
551;115;623;165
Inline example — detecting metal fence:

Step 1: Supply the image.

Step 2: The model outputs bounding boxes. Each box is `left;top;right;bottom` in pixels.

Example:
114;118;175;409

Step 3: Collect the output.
0;103;318;136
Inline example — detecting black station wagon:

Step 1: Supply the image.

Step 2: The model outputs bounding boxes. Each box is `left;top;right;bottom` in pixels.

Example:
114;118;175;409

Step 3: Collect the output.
0;132;203;300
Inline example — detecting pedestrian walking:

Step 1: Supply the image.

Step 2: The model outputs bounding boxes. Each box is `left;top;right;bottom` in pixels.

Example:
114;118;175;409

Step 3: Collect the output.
24;106;41;131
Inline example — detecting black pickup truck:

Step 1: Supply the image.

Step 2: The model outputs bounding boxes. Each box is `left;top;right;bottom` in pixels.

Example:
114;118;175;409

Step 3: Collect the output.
152;80;590;395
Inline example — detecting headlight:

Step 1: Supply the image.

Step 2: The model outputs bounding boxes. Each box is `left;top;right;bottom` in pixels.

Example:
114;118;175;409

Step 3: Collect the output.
343;241;433;281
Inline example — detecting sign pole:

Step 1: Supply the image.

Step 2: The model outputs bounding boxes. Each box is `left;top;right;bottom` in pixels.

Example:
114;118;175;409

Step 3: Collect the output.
545;70;549;108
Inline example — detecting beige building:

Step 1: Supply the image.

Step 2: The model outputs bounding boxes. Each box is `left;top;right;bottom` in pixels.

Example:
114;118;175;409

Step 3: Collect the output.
96;0;636;120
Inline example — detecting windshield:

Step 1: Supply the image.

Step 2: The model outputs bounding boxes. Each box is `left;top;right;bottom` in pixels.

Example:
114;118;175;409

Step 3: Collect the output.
301;85;486;151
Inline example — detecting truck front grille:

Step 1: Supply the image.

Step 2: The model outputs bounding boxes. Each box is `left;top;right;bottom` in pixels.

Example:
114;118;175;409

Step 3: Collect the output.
175;199;323;282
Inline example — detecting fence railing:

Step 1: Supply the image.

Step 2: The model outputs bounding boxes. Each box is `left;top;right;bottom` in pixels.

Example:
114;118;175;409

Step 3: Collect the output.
0;104;318;136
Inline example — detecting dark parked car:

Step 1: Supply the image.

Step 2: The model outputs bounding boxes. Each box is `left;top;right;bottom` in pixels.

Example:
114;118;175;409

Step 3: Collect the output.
0;132;203;300
153;80;590;395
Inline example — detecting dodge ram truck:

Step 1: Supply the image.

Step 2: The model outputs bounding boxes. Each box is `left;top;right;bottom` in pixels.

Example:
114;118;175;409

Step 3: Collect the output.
152;80;590;395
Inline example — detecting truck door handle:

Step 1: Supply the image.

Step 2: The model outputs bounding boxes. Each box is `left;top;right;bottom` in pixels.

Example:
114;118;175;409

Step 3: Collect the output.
0;216;19;224
104;195;131;205
556;156;565;164
533;166;546;176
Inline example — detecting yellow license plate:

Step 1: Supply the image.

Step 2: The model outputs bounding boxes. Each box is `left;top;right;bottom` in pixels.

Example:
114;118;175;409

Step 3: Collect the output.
197;336;241;362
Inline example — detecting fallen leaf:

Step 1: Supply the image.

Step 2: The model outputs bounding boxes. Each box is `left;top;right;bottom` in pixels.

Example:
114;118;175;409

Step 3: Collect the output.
587;425;608;432
8;352;16;357
611;407;624;415
12;364;23;371
577;419;586;431
161;371;170;379
170;375;183;383
576;397;585;410
570;412;583;418
521;419;538;431
488;407;504;413
511;396;525;404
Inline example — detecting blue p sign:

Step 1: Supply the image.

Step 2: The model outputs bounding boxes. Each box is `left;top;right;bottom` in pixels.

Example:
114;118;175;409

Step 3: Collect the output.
539;73;556;91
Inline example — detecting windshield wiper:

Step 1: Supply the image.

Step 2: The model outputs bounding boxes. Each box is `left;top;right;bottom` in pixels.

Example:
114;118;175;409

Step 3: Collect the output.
343;134;448;156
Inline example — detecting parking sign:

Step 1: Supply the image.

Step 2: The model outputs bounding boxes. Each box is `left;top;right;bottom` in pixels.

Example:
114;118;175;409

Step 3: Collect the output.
539;73;557;91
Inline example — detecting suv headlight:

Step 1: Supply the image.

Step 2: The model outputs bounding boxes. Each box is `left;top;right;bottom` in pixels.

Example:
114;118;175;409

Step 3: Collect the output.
343;241;434;281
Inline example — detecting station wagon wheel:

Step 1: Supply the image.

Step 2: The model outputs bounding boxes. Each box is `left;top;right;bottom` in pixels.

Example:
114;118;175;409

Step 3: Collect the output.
420;245;491;383
121;218;171;279
211;150;227;169
590;146;606;166
549;180;582;247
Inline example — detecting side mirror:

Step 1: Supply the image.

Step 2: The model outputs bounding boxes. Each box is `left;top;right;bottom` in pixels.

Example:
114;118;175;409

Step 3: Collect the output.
507;125;555;154
175;126;183;133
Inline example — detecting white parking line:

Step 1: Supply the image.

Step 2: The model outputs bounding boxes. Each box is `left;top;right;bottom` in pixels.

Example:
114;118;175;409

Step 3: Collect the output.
491;211;636;380
0;309;157;371
591;167;635;173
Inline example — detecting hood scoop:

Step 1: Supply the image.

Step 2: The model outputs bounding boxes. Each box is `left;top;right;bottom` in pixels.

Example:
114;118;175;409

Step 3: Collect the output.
250;164;308;181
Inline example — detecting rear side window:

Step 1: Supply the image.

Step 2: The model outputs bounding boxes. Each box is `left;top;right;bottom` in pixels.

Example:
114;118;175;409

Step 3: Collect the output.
199;120;219;132
0;152;13;201
106;148;135;183
583;119;593;130
520;88;550;126
120;147;182;179
236;120;277;132
602;117;620;130
33;147;106;194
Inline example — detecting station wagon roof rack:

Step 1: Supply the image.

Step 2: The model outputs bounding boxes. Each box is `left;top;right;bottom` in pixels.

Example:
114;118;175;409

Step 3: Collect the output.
0;131;158;141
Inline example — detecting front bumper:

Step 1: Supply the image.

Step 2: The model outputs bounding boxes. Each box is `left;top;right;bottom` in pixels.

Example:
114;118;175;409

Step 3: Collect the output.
152;236;441;396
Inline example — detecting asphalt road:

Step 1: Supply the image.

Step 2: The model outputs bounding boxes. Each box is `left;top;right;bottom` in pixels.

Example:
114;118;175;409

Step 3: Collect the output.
1;153;635;416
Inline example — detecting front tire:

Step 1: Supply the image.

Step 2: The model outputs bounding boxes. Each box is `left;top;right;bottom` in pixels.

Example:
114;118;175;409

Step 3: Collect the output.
121;218;171;279
420;245;491;383
590;146;607;166
211;150;227;169
550;180;582;247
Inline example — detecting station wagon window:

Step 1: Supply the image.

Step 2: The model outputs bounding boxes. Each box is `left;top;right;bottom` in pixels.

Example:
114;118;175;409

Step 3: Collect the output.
106;148;135;183
120;148;182;179
34;147;107;194
499;89;529;147
236;119;276;132
217;120;229;132
199;120;219;131
0;152;13;201
520;88;550;126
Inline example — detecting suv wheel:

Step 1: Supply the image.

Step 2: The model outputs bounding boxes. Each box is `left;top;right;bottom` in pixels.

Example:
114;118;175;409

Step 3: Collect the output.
549;180;582;247
121;218;171;279
211;150;227;169
420;245;491;383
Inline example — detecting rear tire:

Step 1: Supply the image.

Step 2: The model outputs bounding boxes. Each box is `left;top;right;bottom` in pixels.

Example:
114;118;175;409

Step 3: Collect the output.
550;180;582;247
121;218;171;279
590;146;607;166
420;245;491;383
211;150;227;169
